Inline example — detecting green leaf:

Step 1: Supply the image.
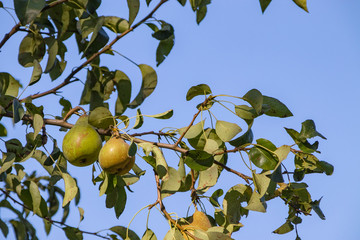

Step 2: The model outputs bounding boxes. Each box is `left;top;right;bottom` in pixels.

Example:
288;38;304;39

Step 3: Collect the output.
161;167;181;198
300;119;326;140
146;109;173;119
14;0;45;25
215;120;242;142
134;108;144;129
88;107;114;129
223;184;251;224
18;33;46;67
244;191;267;212
235;105;257;120
248;147;278;170
229;128;253;147
253;171;271;198
128;64;157;109
114;186;126;218
103;16;129;33
196;5;207;24
128;141;137;157
114;70;132;115
63;226;83;240
142;228;157;240
127;0;140;26
59;97;72;118
203;138;219;154
33;114;43;140
62;173;78;207
285;128;319;153
44;37;58;73
197;164;218;193
184;150;214;171
317;161;334;175
29;181;44;216
256;138;276;151
262;96;293;118
163;228;183;240
156;35;174;66
186;84;212;101
152;146;169;180
152;23;174;40
110;226;140;240
0;152;16;174
30;60;42;85
293;0;308;12
13;98;24;123
311;197;326;220
274;145;291;162
10;220;26;240
177;0;186;6
242;89;263;114
0;123;7;137
178;120;205;139
78;207;84;223
273;221;294;234
0;72;22;97
259;0;272;13
0;219;9;237
210;189;223;207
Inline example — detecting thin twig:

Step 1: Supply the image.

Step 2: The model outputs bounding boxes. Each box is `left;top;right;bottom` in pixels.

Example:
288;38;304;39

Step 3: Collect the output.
174;96;214;146
213;160;252;183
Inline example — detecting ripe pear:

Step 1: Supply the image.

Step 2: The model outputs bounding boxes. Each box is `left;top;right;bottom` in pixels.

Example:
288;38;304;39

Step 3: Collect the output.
98;136;135;175
62;116;102;166
183;210;212;239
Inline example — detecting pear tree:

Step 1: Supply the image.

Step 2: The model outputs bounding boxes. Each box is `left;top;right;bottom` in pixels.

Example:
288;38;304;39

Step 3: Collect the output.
0;1;333;240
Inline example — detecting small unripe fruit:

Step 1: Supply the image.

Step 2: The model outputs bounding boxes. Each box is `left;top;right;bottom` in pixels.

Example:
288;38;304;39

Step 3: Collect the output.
98;137;135;175
62;116;102;167
183;210;212;239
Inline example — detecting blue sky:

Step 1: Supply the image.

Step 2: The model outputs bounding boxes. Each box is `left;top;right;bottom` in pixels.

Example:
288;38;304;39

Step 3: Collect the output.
1;0;360;239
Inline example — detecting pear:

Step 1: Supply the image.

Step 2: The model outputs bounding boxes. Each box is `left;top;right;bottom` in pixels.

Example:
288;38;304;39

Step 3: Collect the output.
183;210;212;239
98;136;135;175
62;116;102;166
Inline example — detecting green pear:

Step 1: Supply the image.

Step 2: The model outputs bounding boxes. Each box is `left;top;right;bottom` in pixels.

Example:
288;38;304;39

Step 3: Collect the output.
62;116;102;166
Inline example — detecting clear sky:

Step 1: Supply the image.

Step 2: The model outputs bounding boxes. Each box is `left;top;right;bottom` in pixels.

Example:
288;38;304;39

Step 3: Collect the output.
1;0;360;239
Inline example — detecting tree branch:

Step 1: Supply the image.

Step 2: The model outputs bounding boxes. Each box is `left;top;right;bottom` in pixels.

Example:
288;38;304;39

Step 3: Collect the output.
0;188;111;239
174;96;213;146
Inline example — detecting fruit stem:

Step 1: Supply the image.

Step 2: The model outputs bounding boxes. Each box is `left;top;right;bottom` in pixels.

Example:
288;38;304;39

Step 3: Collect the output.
63;106;87;121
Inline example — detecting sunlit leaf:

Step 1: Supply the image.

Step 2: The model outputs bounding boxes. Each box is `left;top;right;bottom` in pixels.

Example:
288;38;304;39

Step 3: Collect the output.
293;0;308;12
142;228;157;240
161;167;181;198
152;146;168;180
114;70;132;115
186;84;212;101
103;16;129;33
128;64;157;109
273;221;294;234
0;72;22;97
215;120;242;142
127;0;140;26
62;173;78;207
178;120;205;139
30;60;42;85
244;191;267;212
33;114;43;140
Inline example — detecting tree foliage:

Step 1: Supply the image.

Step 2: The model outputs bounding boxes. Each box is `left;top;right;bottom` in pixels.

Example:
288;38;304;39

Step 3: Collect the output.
0;0;333;240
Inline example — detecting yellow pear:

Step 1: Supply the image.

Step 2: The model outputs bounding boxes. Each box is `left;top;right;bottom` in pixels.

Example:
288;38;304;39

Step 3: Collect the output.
98;136;135;175
183;210;212;239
